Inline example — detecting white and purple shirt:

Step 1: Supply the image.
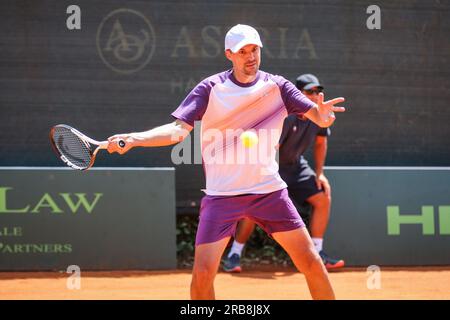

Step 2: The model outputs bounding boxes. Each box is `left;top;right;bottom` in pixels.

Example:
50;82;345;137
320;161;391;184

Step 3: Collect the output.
172;69;315;196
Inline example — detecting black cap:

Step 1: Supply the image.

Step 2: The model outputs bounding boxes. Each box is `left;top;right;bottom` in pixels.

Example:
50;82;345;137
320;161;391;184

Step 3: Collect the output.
295;74;324;91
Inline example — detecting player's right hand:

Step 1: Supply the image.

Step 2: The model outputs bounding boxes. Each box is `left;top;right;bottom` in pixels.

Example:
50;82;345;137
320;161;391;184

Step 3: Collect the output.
107;134;134;155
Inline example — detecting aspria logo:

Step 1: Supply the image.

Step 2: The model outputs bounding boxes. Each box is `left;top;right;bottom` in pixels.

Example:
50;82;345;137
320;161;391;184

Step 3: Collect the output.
96;8;156;74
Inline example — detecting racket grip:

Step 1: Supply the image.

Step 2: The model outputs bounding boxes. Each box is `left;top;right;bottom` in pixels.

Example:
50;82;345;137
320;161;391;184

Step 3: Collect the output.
118;140;126;148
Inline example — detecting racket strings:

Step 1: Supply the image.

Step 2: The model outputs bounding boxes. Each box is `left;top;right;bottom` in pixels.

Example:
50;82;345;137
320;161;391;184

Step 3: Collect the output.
52;126;92;169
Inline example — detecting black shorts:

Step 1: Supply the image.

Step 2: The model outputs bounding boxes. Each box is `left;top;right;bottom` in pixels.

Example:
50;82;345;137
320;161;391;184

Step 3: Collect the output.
279;162;323;223
280;162;323;202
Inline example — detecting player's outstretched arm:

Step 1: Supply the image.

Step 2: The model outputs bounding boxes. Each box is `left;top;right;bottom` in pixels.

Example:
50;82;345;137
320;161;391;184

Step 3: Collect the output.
107;119;193;154
304;93;346;128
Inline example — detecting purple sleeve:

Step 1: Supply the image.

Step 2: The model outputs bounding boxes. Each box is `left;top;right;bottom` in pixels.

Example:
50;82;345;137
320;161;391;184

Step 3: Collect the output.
171;80;212;126
272;75;316;115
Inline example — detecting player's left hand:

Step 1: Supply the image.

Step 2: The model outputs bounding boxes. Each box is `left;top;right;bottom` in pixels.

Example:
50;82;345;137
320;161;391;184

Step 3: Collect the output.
316;92;346;122
316;173;331;198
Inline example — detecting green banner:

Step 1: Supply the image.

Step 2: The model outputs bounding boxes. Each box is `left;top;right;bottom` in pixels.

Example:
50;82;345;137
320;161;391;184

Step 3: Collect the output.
324;167;450;266
0;167;176;270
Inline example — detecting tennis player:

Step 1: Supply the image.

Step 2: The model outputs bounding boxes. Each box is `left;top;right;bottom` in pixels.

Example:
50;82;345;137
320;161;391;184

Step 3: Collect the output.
107;24;345;300
223;74;345;273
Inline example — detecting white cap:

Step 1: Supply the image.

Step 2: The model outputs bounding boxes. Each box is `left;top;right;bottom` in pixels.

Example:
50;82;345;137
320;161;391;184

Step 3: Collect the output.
224;24;263;53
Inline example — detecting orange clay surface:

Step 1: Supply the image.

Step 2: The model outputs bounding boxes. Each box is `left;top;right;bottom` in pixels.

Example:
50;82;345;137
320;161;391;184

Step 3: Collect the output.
1;267;449;300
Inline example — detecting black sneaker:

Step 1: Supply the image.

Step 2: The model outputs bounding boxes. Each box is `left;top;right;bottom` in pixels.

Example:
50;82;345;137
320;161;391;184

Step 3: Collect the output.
223;253;242;273
319;251;345;270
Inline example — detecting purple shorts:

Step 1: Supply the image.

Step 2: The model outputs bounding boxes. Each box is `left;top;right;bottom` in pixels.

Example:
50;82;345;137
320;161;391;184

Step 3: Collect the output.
195;188;305;246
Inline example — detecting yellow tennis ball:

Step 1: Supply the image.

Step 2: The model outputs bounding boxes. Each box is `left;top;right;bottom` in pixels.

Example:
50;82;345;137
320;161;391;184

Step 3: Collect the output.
240;131;258;148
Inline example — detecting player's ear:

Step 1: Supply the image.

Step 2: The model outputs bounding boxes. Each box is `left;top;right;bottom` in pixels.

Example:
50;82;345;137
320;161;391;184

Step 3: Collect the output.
224;49;233;61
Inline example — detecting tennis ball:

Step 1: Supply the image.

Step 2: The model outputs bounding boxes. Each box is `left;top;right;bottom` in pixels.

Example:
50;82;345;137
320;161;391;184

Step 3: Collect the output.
240;130;258;148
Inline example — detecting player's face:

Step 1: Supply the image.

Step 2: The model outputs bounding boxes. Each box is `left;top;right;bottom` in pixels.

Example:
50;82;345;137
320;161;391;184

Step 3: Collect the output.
226;44;261;77
302;87;322;104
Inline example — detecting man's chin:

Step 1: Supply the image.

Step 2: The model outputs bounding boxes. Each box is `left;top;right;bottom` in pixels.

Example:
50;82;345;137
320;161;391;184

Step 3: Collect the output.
244;67;259;76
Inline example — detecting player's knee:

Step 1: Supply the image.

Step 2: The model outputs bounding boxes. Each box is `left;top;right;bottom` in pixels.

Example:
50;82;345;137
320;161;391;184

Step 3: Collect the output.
302;251;325;276
310;193;330;209
192;265;216;286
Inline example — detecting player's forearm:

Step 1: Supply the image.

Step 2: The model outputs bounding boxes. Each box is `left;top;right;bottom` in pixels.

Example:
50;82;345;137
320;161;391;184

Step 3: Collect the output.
131;121;191;147
304;106;335;128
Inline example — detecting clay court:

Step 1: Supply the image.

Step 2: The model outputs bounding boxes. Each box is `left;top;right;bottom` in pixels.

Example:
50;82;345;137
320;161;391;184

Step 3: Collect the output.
1;1;450;304
1;267;449;300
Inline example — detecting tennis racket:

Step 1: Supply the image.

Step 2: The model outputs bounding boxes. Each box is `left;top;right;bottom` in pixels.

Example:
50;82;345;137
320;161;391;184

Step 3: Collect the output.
49;124;125;170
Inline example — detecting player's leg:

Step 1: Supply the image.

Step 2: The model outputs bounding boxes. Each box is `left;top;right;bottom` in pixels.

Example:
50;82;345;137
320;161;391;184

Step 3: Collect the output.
235;218;256;243
286;163;344;269
302;180;344;269
272;227;335;300
249;189;334;299
191;237;231;299
282;162;324;250
288;182;325;254
192;193;246;298
223;218;255;272
306;191;330;241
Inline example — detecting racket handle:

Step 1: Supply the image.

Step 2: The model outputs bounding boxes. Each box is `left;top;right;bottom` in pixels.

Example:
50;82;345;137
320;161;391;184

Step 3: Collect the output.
118;140;126;148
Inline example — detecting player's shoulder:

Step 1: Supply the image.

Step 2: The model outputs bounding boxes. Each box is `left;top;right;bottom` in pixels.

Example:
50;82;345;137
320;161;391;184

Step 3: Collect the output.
187;70;230;94
258;70;282;81
259;71;292;87
200;70;232;87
